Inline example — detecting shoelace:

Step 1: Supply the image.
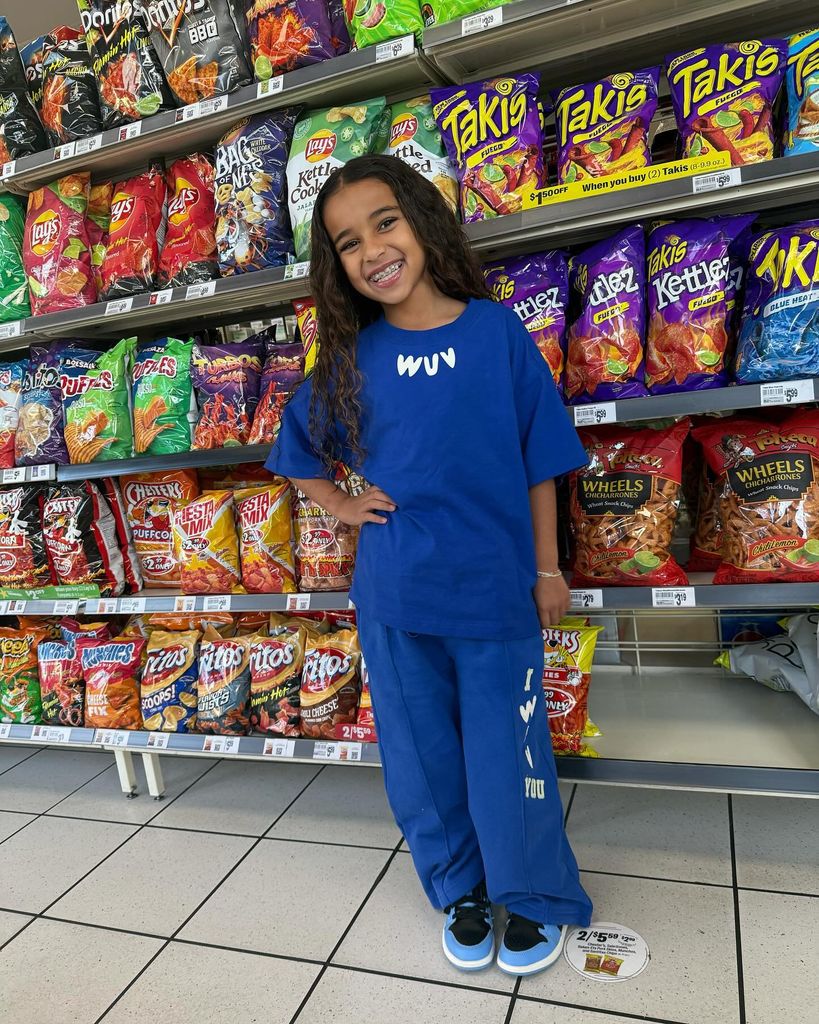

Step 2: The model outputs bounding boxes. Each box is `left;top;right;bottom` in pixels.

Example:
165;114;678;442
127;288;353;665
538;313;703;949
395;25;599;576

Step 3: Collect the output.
504;913;548;951
446;884;489;925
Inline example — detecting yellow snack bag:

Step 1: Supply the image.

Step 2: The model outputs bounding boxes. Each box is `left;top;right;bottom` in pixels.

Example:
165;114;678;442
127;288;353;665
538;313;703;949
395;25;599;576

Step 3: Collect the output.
234;482;296;593
542;620;604;756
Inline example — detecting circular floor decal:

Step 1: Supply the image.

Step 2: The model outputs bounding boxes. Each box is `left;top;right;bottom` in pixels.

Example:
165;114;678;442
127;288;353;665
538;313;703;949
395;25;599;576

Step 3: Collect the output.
564;922;650;982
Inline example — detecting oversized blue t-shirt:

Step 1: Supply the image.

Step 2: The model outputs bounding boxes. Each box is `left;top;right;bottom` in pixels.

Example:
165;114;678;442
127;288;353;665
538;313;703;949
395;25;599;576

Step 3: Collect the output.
266;298;587;640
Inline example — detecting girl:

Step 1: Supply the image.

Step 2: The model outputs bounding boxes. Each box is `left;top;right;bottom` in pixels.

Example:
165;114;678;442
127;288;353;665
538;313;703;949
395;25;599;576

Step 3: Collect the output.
266;155;592;976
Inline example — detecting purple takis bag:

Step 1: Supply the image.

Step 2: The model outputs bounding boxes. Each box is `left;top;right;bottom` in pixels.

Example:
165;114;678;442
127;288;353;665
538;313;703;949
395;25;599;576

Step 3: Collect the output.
431;73;544;223
484;250;568;391
16;340;75;465
554;67;660;183
645;214;756;394
327;0;351;56
565;225;648;404
666;40;787;165
244;1;337;77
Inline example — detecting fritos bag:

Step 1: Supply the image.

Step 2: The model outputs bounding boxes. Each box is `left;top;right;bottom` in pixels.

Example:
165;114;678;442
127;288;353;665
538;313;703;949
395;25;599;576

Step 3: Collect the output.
235;482;297;593
248;622;306;735
300;625;361;739
60;338;135;463
197;630;251;735
87;181;113;297
248;338;305;444
0;359;26;468
132;337;194;455
141;630;199;732
16;342;73;466
570;419;690;586
293;486;358;591
172;490;241;594
786;30;819;156
39;26;103;145
342;0;424;48
335;653;376;741
159;155;219;288
693;411;819;583
666;40;787;166
42;481;126;595
0;18;47;164
0;195;31;323
554;68;660;184
0;485;54;588
386;96;459;214
101;166;167;300
38;637;84;726
542;620;604;755
122;470;199;587
81;635;144;730
191;339;263;448
565;225;647;403
0;627;45;723
24;172;97;316
244;0;337;78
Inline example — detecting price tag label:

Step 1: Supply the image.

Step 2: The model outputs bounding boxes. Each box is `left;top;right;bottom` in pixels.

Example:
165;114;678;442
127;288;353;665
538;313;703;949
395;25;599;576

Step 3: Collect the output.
117;122;142;141
174;596;197;613
52;600;80;615
283;261;310;281
0;723;10;738
202;595;231;612
85;597;118;615
1;160;16;179
146;732;170;749
149;289;173;306
199;95;228;117
30;464;54;481
176;102;201;123
652;587;696;608
569;589;604;609
692;168;741;193
32;725;71;743
462;5;502;34
105;297;133;316
54;141;76;160
339;742;362;762
263;737;295;758
201;735;240;754
375;33;414;62
312;741;341;760
257;75;283;98
94;729;130;747
120;597;146;614
0;320;23;339
759;379;815;407
8;600;26;613
185;281;216;300
1;467;26;484
76;134;102;155
573;403;617;426
286;594;311;612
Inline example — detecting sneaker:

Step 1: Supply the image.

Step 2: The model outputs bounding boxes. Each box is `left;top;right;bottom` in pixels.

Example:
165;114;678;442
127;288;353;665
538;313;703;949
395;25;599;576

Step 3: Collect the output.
441;881;495;971
496;914;566;976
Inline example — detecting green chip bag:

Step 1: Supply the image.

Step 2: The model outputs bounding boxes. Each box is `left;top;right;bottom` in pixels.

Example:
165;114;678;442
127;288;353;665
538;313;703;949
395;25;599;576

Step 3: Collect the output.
0;195;30;323
286;97;388;260
386;96;459;213
132;337;194;455
343;0;424;48
421;0;509;27
60;337;135;463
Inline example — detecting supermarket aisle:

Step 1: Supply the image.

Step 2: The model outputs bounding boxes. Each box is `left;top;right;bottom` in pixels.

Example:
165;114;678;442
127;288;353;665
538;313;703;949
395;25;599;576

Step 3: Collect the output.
0;746;816;1024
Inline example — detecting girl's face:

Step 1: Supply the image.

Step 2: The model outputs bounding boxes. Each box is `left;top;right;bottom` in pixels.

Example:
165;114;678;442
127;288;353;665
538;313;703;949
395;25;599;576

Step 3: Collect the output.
322;178;428;308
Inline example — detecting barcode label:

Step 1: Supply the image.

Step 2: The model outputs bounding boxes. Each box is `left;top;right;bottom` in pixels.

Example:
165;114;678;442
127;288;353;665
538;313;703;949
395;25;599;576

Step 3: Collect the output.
573;403;616;426
176;103;200;123
263;737;295;758
146;732;170;749
283;262;310;281
8;600;26;613
257;75;283;98
30;464;54;481
185;281;216;300
53;600;80;615
94;729;130;747
174;596;197;613
0;320;23;339
569;589;604;609
105;297;133;316
1;160;16;179
117;122;141;141
203;595;231;612
120;597;146;614
652;587;696;608
1;468;25;484
85;598;118;615
76;134;102;155
149;289;173;306
462;6;503;34
199;96;228;117
54;141;76;160
692;168;741;193
759;379;815;406
202;735;240;754
0;723;10;738
375;33;413;62
286;594;311;611
313;741;363;762
31;725;71;743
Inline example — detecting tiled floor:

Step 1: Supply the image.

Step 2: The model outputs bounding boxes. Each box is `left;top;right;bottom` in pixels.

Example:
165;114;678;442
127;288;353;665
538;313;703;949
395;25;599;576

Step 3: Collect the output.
0;747;816;1024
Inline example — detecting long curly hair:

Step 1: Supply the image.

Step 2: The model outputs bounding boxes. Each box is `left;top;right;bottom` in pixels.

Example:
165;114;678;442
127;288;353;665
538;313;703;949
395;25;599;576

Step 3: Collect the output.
307;155;490;470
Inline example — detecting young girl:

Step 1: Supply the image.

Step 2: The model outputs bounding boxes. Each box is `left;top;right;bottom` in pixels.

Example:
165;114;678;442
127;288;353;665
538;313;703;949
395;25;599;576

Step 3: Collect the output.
266;155;592;976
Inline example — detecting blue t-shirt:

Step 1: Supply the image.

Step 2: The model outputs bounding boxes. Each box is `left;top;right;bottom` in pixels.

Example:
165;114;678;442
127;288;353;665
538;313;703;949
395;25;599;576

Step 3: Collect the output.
266;298;587;639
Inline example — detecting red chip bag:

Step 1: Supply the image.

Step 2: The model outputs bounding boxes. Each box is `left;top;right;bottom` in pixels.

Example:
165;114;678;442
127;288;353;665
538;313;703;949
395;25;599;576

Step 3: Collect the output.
100;166;166;301
80;635;145;730
158;155;218;289
0;485;54;588
100;478;144;593
38;638;84;726
542;621;603;755
87;181;113;296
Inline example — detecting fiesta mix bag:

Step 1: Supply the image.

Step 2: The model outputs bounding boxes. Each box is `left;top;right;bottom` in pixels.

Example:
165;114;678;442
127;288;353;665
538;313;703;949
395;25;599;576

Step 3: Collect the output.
645;215;756;394
0;195;32;323
248;337;305;443
693;411;819;584
101;166;167;300
570;419;690;587
666;40;787;166
172;489;241;594
342;0;424;48
60;338;135;463
0;359;26;468
197;630;252;734
191;339;263;448
300;624;361;739
38;637;84;726
132;337;194;455
235;481;297;593
39;26;103;145
0;485;54;588
432;74;543;223
554;67;660;184
122;469;199;587
0;18;47;164
81;635;144;730
386;96;459;213
244;0;338;78
785;30;819;156
248;620;307;735
141;629;199;732
159;155;219;288
16;342;72;466
542;620;604;755
484;250;568;390
0;627;46;724
565;225;647;403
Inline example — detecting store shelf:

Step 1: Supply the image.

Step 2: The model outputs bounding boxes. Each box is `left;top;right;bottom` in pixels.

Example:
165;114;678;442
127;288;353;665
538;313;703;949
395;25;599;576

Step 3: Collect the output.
569;578;819;611
0;42;440;196
56;444;274;482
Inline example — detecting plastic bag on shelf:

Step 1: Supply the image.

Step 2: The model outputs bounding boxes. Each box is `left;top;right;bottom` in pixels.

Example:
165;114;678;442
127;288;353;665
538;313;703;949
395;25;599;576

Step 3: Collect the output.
121;470;200;588
248;337;305;444
386;95;458;214
60;337;135;463
132;337;194;456
37;637;84;726
100;166;166;300
300;623;361;739
141;630;200;732
0;485;55;588
0;19;47;164
342;0;424;48
715;635;817;714
248;621;307;735
172;489;242;595
244;0;338;78
542;620;604;755
785;30;819;156
293;473;359;591
158;155;219;289
0;627;46;724
197;629;252;734
87;181;113;297
0;358;27;468
234;481;297;593
778;613;819;714
16;341;74;466
80;635;144;730
38;26;103;145
0;195;32;323
191;338;263;448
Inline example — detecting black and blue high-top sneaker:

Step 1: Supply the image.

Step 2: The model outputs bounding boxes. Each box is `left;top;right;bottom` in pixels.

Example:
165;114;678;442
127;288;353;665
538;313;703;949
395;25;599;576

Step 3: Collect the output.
441;881;494;971
496;913;566;976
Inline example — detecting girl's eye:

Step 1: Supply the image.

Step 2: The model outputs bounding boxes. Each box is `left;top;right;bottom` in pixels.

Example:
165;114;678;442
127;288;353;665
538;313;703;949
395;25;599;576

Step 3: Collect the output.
339;239;359;253
378;217;397;231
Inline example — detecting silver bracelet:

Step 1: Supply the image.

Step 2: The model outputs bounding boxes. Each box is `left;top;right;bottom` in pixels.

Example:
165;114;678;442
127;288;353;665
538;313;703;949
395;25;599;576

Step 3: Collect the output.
536;569;563;579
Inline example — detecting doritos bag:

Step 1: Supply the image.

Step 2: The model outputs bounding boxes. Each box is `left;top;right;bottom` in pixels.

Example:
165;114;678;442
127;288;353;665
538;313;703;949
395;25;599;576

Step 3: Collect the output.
42;481;126;595
0;19;47;164
122;469;199;587
386;96;459;214
60;337;135;463
0;359;27;468
191;339;263;449
20;35;48;118
0;627;46;724
81;635;144;730
570;419;690;586
0;195;32;323
158;155;218;288
0;485;54;588
542;620;603;755
248;622;306;735
39;26;103;145
300;625;361;739
235;481;297;593
248;338;304;444
132;337;194;456
23;172;97;316
38;637;85;726
101;166;167;300
141;630;199;732
172;489;241;594
244;0;337;78
87;181;112;296
197;630;251;735
16;342;73;466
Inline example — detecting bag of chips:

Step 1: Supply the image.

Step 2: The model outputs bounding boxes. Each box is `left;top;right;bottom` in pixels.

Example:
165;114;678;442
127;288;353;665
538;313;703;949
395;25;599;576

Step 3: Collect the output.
215;108;301;275
0;195;32;323
61;618;113;645
101;166;167;300
132;337;194;456
287;98;387;260
386;96;459;213
39;26;103;145
554;68;660;184
122;470;199;587
197;630;252;734
244;0;337;78
173;489;241;594
159;155;218;288
785;30;819;156
570;419;690;586
92;478;143;594
335;652;376;741
565;225;647;403
432;75;543;223
645;215;756;394
687;456;724;572
779;613;819;714
235;481;297;593
294;486;358;591
342;0;424;48
38;637;84;726
41;481;126;595
146;0;252;106
78;0;176;129
0;485;54;588
191;339;263;449
20;35;48;115
24;172;97;316
16;342;72;466
81;635;145;730
734;220;819;383
542;620;604;755
666;40;787;166
87;181;113;297
248;621;306;735
715;635;814;706
60;337;135;463
0;359;26;468
0;627;46;723
294;297;319;376
248;338;304;443
0;19;47;164
484;250;568;390
141;630;199;732
300;624;361;739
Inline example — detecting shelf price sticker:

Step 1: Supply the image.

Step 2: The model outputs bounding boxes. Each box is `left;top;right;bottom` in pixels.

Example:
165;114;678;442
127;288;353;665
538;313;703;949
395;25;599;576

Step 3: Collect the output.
569;589;604;609
564;922;650;982
52;599;80;615
257;75;283;99
174;595;197;613
54;141;76;160
313;741;362;762
573;403;616;427
263;737;296;758
0;601;9;615
0;320;23;340
86;597;119;615
31;725;71;743
203;595;231;612
30;464;55;482
94;729;130;747
283;261;310;281
1;467;25;484
652;587;696;608
75;134;102;155
0;723;10;739
201;735;240;754
120;597;146;614
462;5;503;35
286;593;311;612
185;281;216;301
1;160;16;179
177;96;228;122
8;600;26;614
117;122;142;141
759;378;815;407
146;732;170;749
375;33;414;62
105;297;133;316
692;167;741;193
149;289;173;306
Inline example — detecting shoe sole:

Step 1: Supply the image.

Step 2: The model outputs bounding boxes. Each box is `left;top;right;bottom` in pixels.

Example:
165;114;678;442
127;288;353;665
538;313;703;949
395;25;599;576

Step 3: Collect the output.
441;931;496;972
496;925;567;976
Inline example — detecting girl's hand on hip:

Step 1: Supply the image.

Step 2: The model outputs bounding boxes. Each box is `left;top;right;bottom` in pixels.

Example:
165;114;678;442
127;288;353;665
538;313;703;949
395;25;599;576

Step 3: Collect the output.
534;575;570;628
331;485;397;526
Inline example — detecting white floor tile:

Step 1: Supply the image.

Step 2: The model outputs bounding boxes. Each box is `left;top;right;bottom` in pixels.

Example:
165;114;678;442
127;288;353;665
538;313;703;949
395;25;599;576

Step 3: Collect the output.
0;910;31;947
0;746;39;775
0;749;113;813
0;918;162;1024
0;810;35;844
733;796;819;896
513;1005;668;1024
179;839;390;960
740;889;819;1024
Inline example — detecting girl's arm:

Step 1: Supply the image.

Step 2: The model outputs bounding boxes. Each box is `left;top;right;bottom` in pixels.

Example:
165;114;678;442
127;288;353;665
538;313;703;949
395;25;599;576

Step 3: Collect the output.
291;477;397;527
530;478;571;628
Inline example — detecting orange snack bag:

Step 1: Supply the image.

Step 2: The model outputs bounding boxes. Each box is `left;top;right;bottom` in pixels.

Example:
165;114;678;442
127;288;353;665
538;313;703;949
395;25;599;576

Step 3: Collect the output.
121;470;199;587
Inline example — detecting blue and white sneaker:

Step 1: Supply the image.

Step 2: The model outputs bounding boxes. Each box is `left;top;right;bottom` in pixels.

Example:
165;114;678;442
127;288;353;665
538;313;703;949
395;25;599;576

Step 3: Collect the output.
442;882;495;971
496;914;566;976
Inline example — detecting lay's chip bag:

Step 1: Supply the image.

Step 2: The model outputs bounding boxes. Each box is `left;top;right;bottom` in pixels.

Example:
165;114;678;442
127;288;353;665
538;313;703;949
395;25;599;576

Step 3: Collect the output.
141;630;199;732
343;0;424;49
132;337;194;456
60;337;135;463
386;96;458;214
197;630;252;735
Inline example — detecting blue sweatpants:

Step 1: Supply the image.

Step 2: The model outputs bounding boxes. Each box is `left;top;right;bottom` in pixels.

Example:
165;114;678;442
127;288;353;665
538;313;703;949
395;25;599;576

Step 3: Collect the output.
358;620;592;926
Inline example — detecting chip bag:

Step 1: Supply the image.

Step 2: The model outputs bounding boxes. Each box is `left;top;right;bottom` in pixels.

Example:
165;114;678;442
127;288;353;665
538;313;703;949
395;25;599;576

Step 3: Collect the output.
666;40;787;166
294;486;358;591
715;635;814;707
571;419;690;586
779;613;819;714
101;166;167;300
24;172;97;316
0;19;47;164
422;1;507;24
132;337;194;456
235;481;297;593
734;220;819;383
0;485;54;588
248;621;306;735
122;469;199;587
141;630;199;732
172;489;241;594
0;627;45;723
294;297;319;376
42;481;126;594
87;181;113;297
287;98;388;260
300;625;360;739
81;635;144;730
542;620;603;755
0;195;31;323
244;0;338;77
159;155;219;288
484;250;568;389
16;342;72;466
554;67;660;184
248;338;304;444
0;359;26;468
197;630;251;734
342;0;424;48
215;108;302;275
565;225;647;403
386;96;459;213
38;637;84;726
60;337;135;463
191;339;263;449
786;30;819;156
687;455;724;572
38;26;103;145
432;75;543;223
